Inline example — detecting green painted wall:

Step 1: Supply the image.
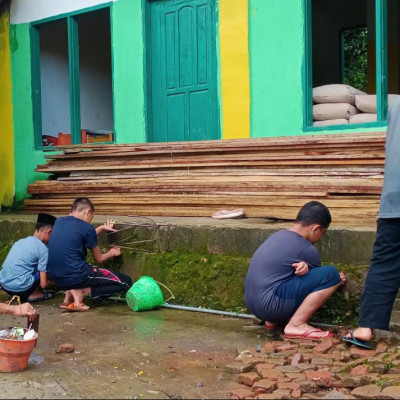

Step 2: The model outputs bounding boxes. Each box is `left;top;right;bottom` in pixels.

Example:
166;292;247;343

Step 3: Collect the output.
10;23;49;201
111;0;146;143
248;0;387;138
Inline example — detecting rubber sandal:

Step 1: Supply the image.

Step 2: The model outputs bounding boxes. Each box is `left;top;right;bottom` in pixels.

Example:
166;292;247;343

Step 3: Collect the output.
27;291;54;302
342;331;373;349
59;302;90;312
283;328;334;340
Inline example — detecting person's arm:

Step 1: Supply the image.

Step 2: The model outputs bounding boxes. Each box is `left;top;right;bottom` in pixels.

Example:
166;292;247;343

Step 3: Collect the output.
91;245;121;264
292;261;309;276
0;302;36;320
39;271;54;288
95;219;117;235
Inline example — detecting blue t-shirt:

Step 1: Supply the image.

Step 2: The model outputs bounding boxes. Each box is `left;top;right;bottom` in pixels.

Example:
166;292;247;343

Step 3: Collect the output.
47;216;98;287
244;229;321;319
0;236;48;292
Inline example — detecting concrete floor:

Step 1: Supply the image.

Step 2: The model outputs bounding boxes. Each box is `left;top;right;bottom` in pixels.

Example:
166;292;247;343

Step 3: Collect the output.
0;294;266;399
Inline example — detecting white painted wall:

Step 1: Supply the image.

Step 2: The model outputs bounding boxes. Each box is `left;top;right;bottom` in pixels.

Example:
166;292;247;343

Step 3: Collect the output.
40;20;70;137
40;9;113;137
10;0;117;24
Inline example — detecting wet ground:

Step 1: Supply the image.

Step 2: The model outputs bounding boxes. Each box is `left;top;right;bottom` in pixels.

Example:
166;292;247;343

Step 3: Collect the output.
0;294;266;399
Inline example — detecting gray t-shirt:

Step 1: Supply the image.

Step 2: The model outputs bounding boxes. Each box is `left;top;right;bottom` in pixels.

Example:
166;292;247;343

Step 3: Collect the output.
244;229;320;319
379;96;400;218
0;236;48;292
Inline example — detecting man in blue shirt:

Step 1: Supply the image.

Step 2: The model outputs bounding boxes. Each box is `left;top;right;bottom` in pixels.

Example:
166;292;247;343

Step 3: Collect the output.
245;201;346;339
47;197;132;311
344;96;400;349
0;213;57;302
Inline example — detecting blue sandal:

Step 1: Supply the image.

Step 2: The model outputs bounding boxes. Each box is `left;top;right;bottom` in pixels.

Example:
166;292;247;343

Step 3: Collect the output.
342;331;373;349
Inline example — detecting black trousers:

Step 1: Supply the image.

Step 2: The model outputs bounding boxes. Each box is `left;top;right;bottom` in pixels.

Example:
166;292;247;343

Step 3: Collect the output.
80;267;132;302
359;218;400;330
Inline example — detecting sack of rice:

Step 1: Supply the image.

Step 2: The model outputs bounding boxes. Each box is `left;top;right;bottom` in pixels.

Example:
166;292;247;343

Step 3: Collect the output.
355;94;399;113
349;113;377;124
313;103;358;121
313;119;348;127
313;84;366;105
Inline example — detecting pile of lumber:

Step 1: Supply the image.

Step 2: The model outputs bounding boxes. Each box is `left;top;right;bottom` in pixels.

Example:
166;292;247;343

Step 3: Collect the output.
24;132;387;226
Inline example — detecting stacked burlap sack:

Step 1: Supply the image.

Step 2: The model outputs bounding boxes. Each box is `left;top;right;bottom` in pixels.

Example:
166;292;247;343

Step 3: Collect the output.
312;84;398;126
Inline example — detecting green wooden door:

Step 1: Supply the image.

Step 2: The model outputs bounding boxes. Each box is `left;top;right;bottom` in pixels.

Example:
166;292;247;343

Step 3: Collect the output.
148;0;219;142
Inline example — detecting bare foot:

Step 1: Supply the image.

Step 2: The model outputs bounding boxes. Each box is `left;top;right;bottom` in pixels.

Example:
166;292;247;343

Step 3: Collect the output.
62;290;74;305
345;327;372;342
284;323;332;338
265;321;280;330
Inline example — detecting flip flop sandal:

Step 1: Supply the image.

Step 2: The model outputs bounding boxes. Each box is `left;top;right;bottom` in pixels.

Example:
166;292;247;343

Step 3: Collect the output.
283;328;334;340
27;291;54;302
59;302;90;312
342;331;373;350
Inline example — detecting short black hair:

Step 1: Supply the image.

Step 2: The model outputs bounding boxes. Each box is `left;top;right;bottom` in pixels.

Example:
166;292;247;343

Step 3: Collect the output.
34;222;53;231
295;201;331;228
71;197;95;213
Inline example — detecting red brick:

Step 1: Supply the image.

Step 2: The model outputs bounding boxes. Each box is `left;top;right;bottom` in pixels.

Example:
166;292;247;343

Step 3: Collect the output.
310;357;333;367
290;388;302;398
313;338;333;354
351;384;382;399
350;364;369;376
257;368;285;381
276;344;299;352
277;381;301;391
255;363;275;374
239;372;261;387
261;343;276;354
376;342;389;354
257;391;291;400
290;353;304;366
225;362;253;374
229;388;254;399
299;380;318;393
252;379;277;394
349;347;377;360
285;373;306;382
304;370;333;388
381;386;400;399
56;343;74;353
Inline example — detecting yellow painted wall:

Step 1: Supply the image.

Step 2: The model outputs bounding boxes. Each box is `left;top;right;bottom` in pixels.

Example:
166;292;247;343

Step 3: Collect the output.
219;0;250;139
0;10;15;207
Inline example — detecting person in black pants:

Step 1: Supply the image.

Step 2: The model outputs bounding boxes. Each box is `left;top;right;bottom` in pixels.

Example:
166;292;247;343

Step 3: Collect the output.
47;197;132;311
343;96;400;349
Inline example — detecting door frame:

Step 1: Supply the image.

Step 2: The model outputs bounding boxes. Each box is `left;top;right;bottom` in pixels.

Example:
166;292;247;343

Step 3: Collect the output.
145;0;221;142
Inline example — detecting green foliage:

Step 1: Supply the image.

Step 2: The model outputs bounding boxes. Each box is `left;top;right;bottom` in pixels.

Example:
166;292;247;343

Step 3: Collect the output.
0;242;13;268
343;27;368;92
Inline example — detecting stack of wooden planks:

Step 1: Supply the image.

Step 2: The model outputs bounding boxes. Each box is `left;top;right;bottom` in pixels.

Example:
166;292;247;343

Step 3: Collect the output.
24;132;387;226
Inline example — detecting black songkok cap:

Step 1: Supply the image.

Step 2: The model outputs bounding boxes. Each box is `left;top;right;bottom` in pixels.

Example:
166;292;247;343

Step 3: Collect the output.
36;213;57;226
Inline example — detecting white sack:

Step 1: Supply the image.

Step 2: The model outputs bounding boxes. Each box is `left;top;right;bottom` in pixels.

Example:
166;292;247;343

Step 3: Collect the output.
313;103;358;121
313;84;366;105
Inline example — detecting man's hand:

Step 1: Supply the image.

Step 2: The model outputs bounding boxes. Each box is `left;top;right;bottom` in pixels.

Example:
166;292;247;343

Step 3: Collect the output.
96;219;117;234
111;246;121;257
292;261;309;276
103;218;117;232
13;303;37;321
339;271;347;285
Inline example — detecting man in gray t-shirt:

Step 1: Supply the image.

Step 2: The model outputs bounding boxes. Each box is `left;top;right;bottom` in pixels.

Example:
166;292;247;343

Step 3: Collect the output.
245;201;345;339
344;96;400;349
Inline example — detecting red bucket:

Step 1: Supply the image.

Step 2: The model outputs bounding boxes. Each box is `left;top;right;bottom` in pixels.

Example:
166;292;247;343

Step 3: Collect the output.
0;330;38;372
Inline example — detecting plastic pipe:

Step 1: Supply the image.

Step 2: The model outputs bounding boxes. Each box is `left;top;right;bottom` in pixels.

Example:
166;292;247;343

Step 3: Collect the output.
161;302;254;319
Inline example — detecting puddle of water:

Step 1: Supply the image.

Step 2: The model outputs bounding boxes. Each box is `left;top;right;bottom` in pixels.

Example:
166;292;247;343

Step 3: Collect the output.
29;353;44;364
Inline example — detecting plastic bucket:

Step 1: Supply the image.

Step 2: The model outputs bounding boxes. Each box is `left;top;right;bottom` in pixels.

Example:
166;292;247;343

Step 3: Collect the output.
126;276;175;312
0;331;38;372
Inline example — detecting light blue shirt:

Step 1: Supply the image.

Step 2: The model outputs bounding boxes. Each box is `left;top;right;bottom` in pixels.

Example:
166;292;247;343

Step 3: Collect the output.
379;96;400;218
0;236;48;292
